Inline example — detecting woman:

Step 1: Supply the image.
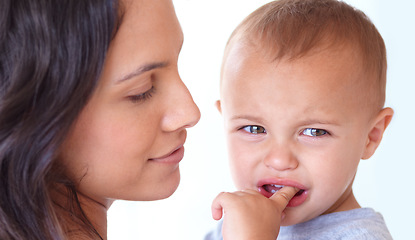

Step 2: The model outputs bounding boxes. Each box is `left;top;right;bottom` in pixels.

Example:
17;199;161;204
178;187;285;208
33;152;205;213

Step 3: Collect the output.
0;0;200;239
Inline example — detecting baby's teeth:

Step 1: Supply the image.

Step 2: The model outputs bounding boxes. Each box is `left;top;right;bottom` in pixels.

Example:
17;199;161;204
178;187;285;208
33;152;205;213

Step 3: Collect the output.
268;184;285;193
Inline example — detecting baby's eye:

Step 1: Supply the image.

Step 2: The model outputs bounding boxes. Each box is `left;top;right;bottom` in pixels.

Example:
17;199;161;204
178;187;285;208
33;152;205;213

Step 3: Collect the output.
302;128;328;137
241;125;266;134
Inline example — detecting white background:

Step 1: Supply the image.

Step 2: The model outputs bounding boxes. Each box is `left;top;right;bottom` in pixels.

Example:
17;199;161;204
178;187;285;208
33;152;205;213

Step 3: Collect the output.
108;0;415;239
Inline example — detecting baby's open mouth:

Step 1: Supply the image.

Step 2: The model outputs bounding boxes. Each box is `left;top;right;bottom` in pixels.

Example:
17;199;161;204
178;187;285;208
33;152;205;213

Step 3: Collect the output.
259;183;308;207
263;184;305;197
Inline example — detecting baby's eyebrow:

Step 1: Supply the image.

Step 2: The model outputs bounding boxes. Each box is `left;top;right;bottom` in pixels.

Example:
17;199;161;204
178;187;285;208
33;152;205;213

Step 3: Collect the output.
231;115;340;126
116;61;168;84
297;118;340;126
231;115;264;123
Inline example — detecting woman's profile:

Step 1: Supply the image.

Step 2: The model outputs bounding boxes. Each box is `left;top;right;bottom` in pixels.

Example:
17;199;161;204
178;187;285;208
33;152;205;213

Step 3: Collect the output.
0;0;200;239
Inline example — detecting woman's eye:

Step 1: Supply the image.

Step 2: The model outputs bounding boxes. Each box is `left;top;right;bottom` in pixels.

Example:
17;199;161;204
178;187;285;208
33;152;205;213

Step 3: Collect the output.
302;128;328;137
241;125;266;134
128;86;155;103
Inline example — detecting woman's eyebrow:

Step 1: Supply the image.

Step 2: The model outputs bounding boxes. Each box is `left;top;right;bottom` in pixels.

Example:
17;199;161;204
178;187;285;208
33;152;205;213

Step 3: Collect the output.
116;61;168;83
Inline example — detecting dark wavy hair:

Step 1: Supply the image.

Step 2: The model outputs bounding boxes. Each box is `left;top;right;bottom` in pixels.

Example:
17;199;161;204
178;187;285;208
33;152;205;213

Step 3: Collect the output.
0;0;119;239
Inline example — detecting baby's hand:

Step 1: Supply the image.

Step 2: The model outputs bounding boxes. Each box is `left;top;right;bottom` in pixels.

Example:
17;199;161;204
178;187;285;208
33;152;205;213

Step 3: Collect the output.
211;186;298;240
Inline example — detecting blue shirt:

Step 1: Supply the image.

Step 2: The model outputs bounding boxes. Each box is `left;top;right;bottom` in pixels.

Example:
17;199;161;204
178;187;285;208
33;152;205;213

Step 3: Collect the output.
204;208;393;240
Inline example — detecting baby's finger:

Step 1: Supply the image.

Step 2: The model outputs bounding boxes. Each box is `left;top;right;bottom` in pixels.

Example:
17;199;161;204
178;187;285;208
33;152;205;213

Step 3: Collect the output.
211;192;227;220
269;186;299;210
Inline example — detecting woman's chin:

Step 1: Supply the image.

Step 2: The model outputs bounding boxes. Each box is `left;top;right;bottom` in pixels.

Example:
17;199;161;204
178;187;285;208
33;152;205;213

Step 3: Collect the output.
140;172;181;201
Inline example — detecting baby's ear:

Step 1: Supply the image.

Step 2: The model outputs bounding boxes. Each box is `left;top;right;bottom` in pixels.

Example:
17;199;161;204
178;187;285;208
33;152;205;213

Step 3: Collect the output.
361;107;394;159
215;100;222;113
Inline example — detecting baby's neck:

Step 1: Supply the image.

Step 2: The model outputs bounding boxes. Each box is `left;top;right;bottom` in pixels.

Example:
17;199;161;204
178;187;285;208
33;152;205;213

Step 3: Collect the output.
323;189;361;215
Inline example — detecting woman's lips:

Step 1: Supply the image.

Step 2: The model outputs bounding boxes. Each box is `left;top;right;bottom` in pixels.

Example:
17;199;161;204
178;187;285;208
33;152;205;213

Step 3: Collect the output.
149;146;184;164
257;179;308;207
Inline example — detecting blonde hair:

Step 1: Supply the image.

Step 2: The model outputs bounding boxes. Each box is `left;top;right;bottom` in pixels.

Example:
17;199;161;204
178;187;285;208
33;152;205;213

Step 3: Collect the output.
224;0;387;109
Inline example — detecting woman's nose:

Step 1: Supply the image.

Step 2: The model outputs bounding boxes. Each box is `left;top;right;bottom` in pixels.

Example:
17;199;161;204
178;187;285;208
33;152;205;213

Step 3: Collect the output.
263;141;299;172
161;76;200;132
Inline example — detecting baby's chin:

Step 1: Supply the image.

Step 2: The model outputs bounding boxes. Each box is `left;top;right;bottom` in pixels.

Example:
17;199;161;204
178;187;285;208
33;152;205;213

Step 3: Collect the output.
280;208;319;226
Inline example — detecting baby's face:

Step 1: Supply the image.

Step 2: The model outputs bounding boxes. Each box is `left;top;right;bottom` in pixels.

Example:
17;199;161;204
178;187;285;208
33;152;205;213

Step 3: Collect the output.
219;42;374;225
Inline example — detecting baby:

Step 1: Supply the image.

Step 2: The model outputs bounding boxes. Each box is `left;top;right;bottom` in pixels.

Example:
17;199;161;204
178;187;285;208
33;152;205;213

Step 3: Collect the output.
206;0;394;239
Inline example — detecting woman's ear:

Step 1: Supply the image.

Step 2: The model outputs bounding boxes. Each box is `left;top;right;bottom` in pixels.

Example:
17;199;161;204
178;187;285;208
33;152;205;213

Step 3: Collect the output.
215;100;222;113
361;107;394;159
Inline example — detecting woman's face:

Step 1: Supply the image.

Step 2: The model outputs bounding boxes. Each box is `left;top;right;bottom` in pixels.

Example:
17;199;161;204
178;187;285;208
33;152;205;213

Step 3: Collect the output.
60;0;200;206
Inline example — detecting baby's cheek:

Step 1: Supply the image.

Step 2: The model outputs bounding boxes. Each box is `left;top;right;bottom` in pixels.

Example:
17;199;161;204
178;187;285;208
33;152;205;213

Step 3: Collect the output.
229;160;254;189
227;138;260;187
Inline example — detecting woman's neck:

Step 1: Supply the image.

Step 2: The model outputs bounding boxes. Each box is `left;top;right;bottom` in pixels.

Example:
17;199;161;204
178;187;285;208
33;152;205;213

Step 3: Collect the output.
76;191;111;239
51;184;111;239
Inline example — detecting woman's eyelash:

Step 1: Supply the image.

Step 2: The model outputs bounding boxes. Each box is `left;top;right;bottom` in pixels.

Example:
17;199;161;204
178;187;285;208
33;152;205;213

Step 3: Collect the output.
128;86;155;103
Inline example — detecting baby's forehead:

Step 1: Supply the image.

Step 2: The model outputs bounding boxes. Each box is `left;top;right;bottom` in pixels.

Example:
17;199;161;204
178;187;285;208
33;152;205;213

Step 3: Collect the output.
232;29;361;64
221;38;381;114
224;36;365;79
232;38;347;69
